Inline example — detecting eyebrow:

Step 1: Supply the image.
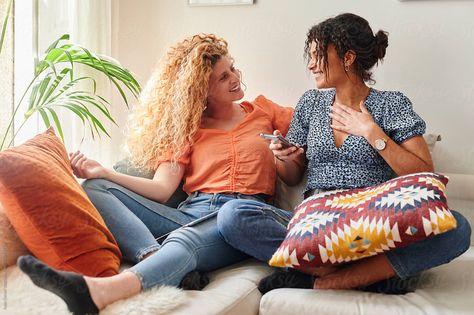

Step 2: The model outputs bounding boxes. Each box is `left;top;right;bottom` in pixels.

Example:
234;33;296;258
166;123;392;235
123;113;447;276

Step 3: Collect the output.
218;64;234;79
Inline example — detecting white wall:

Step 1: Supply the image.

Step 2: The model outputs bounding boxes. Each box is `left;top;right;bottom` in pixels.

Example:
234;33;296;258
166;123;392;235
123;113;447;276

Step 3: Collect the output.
36;0;116;167
112;0;474;175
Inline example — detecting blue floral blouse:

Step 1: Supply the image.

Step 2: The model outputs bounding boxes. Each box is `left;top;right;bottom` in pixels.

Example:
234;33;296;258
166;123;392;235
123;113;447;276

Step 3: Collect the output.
286;88;426;192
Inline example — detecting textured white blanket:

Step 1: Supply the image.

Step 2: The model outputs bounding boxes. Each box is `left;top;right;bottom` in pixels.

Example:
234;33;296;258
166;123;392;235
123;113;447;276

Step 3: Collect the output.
0;265;186;315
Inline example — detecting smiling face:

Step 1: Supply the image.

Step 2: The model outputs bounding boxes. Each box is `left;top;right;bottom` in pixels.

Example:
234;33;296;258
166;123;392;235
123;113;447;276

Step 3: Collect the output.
307;41;347;89
207;56;244;105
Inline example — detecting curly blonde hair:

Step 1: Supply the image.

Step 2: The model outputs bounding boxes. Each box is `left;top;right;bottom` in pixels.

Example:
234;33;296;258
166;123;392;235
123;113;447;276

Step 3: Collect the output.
125;34;229;170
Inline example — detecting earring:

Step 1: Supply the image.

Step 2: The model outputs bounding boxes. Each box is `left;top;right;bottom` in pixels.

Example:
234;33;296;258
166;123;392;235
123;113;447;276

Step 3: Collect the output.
344;63;349;72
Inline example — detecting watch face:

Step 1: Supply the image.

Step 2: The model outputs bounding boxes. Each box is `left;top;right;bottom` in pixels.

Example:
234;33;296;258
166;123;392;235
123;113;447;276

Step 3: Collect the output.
375;139;386;151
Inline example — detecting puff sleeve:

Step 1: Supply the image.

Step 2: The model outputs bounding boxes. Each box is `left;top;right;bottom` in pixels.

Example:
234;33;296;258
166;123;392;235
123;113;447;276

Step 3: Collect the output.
286;89;318;147
153;143;192;171
253;95;294;135
383;92;426;144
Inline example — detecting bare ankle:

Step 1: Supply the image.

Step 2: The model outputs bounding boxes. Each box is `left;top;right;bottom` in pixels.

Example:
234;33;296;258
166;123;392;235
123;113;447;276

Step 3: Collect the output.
84;276;106;310
312;265;340;277
300;265;339;277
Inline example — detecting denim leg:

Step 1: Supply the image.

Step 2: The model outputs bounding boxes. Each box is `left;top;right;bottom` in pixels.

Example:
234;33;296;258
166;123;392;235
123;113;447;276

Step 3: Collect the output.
386;210;472;279
82;179;196;263
128;215;248;289
217;199;293;262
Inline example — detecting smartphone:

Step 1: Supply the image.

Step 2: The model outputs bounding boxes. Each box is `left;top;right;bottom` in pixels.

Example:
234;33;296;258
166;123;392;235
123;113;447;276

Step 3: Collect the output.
259;133;297;149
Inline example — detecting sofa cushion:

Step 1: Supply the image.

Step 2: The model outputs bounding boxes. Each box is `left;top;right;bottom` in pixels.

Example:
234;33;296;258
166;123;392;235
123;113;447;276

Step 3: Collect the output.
0;128;121;276
269;172;457;269
261;246;474;315
167;259;272;315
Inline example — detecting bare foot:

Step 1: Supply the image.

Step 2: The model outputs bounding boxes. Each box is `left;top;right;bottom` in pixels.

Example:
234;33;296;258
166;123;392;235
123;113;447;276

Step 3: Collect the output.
300;265;340;277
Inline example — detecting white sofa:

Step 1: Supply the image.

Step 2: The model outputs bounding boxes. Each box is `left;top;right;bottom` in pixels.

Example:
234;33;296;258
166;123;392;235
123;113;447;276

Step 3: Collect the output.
164;172;474;315
259;172;474;315
1;174;473;314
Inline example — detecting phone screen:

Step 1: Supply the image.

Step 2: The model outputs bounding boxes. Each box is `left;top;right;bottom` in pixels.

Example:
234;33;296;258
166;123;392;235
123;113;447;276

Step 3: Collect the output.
259;133;295;148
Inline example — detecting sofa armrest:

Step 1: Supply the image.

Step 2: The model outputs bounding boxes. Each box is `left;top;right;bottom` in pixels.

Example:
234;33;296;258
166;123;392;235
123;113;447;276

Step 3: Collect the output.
441;172;474;245
442;172;474;201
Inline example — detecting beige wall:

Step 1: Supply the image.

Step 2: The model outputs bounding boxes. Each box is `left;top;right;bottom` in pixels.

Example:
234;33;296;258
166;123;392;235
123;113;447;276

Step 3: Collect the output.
112;0;474;174
0;0;14;147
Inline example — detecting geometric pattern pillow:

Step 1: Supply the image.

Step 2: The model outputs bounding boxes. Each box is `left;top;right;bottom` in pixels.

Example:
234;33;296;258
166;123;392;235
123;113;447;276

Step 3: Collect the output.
269;172;457;269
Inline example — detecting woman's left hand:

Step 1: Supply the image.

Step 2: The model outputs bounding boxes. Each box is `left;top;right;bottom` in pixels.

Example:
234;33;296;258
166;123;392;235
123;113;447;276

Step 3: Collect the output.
330;101;377;138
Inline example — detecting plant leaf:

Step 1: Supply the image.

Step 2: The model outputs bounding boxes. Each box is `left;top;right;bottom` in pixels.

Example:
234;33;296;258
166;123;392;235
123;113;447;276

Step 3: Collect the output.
41;68;71;105
68;94;116;124
57;104;85;123
38;108;51;127
44;34;69;54
33;73;53;109
47;76;94;104
46;108;64;141
26;82;41;115
0;0;13;54
9;33;142;146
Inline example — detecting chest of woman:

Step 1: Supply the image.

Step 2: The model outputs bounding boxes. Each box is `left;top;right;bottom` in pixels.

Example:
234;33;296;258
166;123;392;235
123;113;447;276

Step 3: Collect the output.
188;112;275;170
305;103;386;165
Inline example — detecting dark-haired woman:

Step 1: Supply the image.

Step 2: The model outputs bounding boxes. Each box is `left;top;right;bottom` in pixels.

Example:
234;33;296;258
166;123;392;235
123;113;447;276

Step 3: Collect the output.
217;13;471;293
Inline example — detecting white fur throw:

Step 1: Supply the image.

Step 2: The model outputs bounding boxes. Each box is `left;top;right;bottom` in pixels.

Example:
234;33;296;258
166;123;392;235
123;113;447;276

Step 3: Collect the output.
0;265;186;314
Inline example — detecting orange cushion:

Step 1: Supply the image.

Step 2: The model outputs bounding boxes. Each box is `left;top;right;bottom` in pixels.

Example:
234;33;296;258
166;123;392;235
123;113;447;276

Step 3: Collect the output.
0;128;121;276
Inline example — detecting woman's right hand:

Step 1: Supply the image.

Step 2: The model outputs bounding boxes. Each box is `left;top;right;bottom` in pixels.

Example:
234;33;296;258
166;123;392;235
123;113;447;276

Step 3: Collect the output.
269;130;304;162
69;150;108;179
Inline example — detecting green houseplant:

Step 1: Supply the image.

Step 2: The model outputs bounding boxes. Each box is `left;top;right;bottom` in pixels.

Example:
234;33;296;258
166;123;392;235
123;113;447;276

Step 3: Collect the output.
0;0;141;151
0;0;142;272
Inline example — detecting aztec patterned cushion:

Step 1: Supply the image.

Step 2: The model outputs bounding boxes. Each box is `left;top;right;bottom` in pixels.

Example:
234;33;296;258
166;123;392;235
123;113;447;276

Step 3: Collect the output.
269;172;457;269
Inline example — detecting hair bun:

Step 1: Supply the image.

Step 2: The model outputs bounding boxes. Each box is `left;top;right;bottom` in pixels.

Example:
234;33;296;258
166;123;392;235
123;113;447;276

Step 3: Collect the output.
374;30;388;59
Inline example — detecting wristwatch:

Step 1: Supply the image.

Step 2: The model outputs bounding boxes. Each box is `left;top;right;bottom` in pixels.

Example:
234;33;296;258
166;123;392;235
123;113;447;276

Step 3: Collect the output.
374;137;388;151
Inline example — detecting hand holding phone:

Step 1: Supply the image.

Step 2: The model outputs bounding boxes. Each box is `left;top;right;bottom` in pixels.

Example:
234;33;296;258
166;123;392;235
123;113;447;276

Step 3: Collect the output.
259;133;297;149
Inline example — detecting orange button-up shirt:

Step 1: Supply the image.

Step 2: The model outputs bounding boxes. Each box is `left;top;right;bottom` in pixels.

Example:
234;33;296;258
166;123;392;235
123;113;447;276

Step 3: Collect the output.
160;95;294;196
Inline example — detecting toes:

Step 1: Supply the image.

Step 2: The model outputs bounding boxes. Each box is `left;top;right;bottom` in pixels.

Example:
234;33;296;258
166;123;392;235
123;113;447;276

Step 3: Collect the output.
17;255;36;272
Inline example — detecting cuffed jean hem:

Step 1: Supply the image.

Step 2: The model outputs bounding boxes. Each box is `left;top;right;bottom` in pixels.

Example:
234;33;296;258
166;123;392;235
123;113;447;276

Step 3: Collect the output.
125;269;148;291
135;244;162;262
385;210;471;280
385;250;411;280
127;268;171;291
129;249;196;290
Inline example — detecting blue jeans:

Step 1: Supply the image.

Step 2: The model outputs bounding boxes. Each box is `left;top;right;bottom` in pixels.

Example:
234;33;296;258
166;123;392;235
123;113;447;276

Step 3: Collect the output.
217;199;472;280
82;179;259;289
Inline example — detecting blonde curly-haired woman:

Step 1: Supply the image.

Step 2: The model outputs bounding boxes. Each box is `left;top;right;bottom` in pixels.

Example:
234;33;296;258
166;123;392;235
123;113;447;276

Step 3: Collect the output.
17;34;294;314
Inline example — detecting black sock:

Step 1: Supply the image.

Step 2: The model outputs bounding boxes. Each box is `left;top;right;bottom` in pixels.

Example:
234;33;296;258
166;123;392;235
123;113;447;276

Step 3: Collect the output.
258;269;314;294
17;255;99;315
359;276;418;295
179;270;210;290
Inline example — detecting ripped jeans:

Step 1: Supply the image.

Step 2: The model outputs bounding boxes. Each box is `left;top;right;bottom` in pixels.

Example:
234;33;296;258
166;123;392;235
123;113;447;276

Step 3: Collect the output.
82;179;266;289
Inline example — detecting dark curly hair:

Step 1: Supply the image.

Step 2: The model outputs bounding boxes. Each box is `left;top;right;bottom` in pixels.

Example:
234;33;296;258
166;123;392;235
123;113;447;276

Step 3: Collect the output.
305;13;388;84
